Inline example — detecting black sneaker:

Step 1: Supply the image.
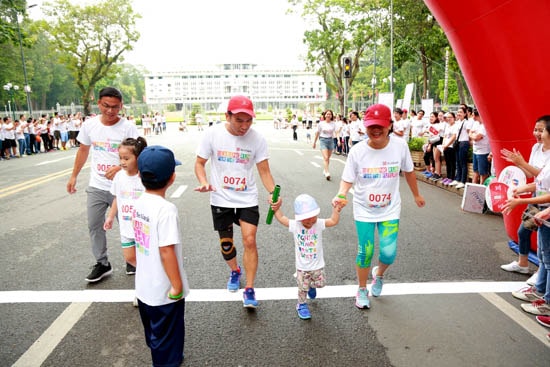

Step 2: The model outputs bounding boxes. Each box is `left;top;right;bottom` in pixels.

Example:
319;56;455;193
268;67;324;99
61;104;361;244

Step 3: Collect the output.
85;262;113;282
125;263;136;275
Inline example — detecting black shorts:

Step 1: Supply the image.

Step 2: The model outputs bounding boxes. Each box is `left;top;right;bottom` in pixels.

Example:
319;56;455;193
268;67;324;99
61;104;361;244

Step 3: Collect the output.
54;131;61;140
4;139;15;148
211;205;259;230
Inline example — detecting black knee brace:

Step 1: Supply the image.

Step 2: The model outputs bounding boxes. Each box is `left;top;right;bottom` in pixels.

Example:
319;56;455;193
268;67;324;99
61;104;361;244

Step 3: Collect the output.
219;229;236;261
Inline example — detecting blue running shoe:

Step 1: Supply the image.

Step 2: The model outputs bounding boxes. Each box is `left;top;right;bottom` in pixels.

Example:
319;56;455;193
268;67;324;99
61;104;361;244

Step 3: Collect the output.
227;266;241;292
371;266;384;297
307;287;317;299
296;303;311;319
243;287;259;308
355;287;370;309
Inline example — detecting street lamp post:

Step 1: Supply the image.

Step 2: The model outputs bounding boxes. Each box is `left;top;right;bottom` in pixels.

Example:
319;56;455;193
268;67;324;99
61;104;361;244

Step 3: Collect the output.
13;3;36;117
371;76;377;104
3;83;19;121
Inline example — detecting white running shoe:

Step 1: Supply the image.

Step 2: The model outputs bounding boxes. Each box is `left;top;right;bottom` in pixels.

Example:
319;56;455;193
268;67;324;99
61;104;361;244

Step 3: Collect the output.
527;271;539;286
512;286;543;302
449;180;459;186
500;261;530;274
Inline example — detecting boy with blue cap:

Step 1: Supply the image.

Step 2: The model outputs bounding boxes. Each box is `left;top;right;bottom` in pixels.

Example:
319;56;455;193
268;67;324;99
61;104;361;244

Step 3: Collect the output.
272;194;342;319
132;145;189;367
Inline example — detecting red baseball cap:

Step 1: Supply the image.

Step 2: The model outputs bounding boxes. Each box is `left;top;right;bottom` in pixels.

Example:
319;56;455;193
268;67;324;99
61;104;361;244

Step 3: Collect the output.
227;95;256;118
363;104;392;128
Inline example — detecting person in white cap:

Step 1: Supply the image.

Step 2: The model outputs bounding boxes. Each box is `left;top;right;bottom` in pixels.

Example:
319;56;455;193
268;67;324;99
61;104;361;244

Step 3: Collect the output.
332;103;425;310
194;95;279;308
272;194;341;319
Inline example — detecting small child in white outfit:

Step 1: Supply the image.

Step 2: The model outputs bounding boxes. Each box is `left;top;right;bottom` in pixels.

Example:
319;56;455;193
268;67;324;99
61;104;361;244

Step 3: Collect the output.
273;194;341;319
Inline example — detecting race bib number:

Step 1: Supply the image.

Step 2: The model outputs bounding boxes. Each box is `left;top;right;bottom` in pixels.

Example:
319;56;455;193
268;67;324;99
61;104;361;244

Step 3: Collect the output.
96;163;115;176
222;176;247;191
367;189;392;208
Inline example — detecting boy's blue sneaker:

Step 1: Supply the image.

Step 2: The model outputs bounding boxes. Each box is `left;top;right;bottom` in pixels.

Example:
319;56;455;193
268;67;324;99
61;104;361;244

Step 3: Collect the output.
307;287;317;299
243;287;258;308
371;266;384;297
296;303;311;320
227;266;241;292
355;287;370;309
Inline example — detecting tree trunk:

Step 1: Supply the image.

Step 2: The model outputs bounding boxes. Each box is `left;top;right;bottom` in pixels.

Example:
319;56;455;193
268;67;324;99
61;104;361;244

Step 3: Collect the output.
456;74;466;104
421;52;429;99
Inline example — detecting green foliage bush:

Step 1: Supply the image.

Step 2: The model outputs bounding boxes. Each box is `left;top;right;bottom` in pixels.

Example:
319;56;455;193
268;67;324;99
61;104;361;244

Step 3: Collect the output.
408;137;426;151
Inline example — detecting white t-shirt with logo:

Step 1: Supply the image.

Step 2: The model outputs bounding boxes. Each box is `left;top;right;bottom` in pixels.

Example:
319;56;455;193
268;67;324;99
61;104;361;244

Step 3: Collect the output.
317;120;336;139
342;136;414;222
133;192;190;306
77;115;139;191
289;219;326;271
196;124;269;208
393;118;411;141
4;122;15;140
349;119;366;142
110;170;145;240
535;163;550;208
528;143;550;169
470;121;491;154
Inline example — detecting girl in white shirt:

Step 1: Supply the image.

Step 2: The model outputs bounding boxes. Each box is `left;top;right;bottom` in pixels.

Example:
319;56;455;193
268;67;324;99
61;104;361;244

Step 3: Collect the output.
312;110;336;180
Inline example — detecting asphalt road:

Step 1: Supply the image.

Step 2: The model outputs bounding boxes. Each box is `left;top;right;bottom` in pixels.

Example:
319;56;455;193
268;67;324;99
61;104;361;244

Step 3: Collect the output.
0;122;548;367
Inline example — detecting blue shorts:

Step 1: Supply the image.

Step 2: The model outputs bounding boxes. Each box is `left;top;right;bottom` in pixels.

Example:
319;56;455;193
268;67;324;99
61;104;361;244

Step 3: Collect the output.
319;137;334;150
138;299;185;367
473;153;490;175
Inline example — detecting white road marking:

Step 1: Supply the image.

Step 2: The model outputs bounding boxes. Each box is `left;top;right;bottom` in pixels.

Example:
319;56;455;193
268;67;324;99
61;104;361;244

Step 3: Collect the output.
293;149;304;156
170;185;188;198
0;282;527;303
480;292;550;347
311;162;321;168
35;155;76;166
12;302;91;367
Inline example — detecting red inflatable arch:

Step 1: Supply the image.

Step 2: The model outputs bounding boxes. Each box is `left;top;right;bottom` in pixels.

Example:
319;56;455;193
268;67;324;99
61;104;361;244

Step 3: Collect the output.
425;0;550;251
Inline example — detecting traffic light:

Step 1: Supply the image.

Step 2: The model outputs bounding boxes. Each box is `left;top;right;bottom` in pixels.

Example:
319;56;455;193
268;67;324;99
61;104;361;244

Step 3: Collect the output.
343;57;352;78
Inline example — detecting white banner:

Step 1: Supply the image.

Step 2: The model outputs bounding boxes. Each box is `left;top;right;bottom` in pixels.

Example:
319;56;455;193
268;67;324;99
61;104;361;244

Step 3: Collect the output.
421;99;434;115
402;83;415;112
378;92;395;112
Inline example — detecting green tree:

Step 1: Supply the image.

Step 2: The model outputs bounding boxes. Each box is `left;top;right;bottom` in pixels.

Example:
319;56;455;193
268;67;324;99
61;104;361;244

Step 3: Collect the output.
0;0;29;46
391;0;449;99
100;63;146;106
289;0;379;114
41;0;140;115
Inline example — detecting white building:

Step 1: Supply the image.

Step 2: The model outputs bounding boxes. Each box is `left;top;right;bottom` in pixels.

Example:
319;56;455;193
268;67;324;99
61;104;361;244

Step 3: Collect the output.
144;63;326;111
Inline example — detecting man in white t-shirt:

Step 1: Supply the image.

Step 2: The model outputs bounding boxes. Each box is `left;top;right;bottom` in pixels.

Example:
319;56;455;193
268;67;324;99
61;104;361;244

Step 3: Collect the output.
469;109;491;184
194;95;279;308
67;87;139;283
392;108;411;141
348;111;366;146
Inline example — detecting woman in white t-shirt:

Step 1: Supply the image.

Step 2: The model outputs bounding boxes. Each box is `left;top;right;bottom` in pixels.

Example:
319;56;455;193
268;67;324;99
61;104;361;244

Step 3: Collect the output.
332;104;425;310
503;117;550;315
312;110;336;180
500;115;550;285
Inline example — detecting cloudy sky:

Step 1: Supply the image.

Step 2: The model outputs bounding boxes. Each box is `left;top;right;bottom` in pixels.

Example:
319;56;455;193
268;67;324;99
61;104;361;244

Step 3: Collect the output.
31;0;308;71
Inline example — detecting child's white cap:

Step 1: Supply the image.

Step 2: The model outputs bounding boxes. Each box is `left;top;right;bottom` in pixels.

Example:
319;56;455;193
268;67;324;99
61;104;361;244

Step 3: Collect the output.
294;194;320;220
